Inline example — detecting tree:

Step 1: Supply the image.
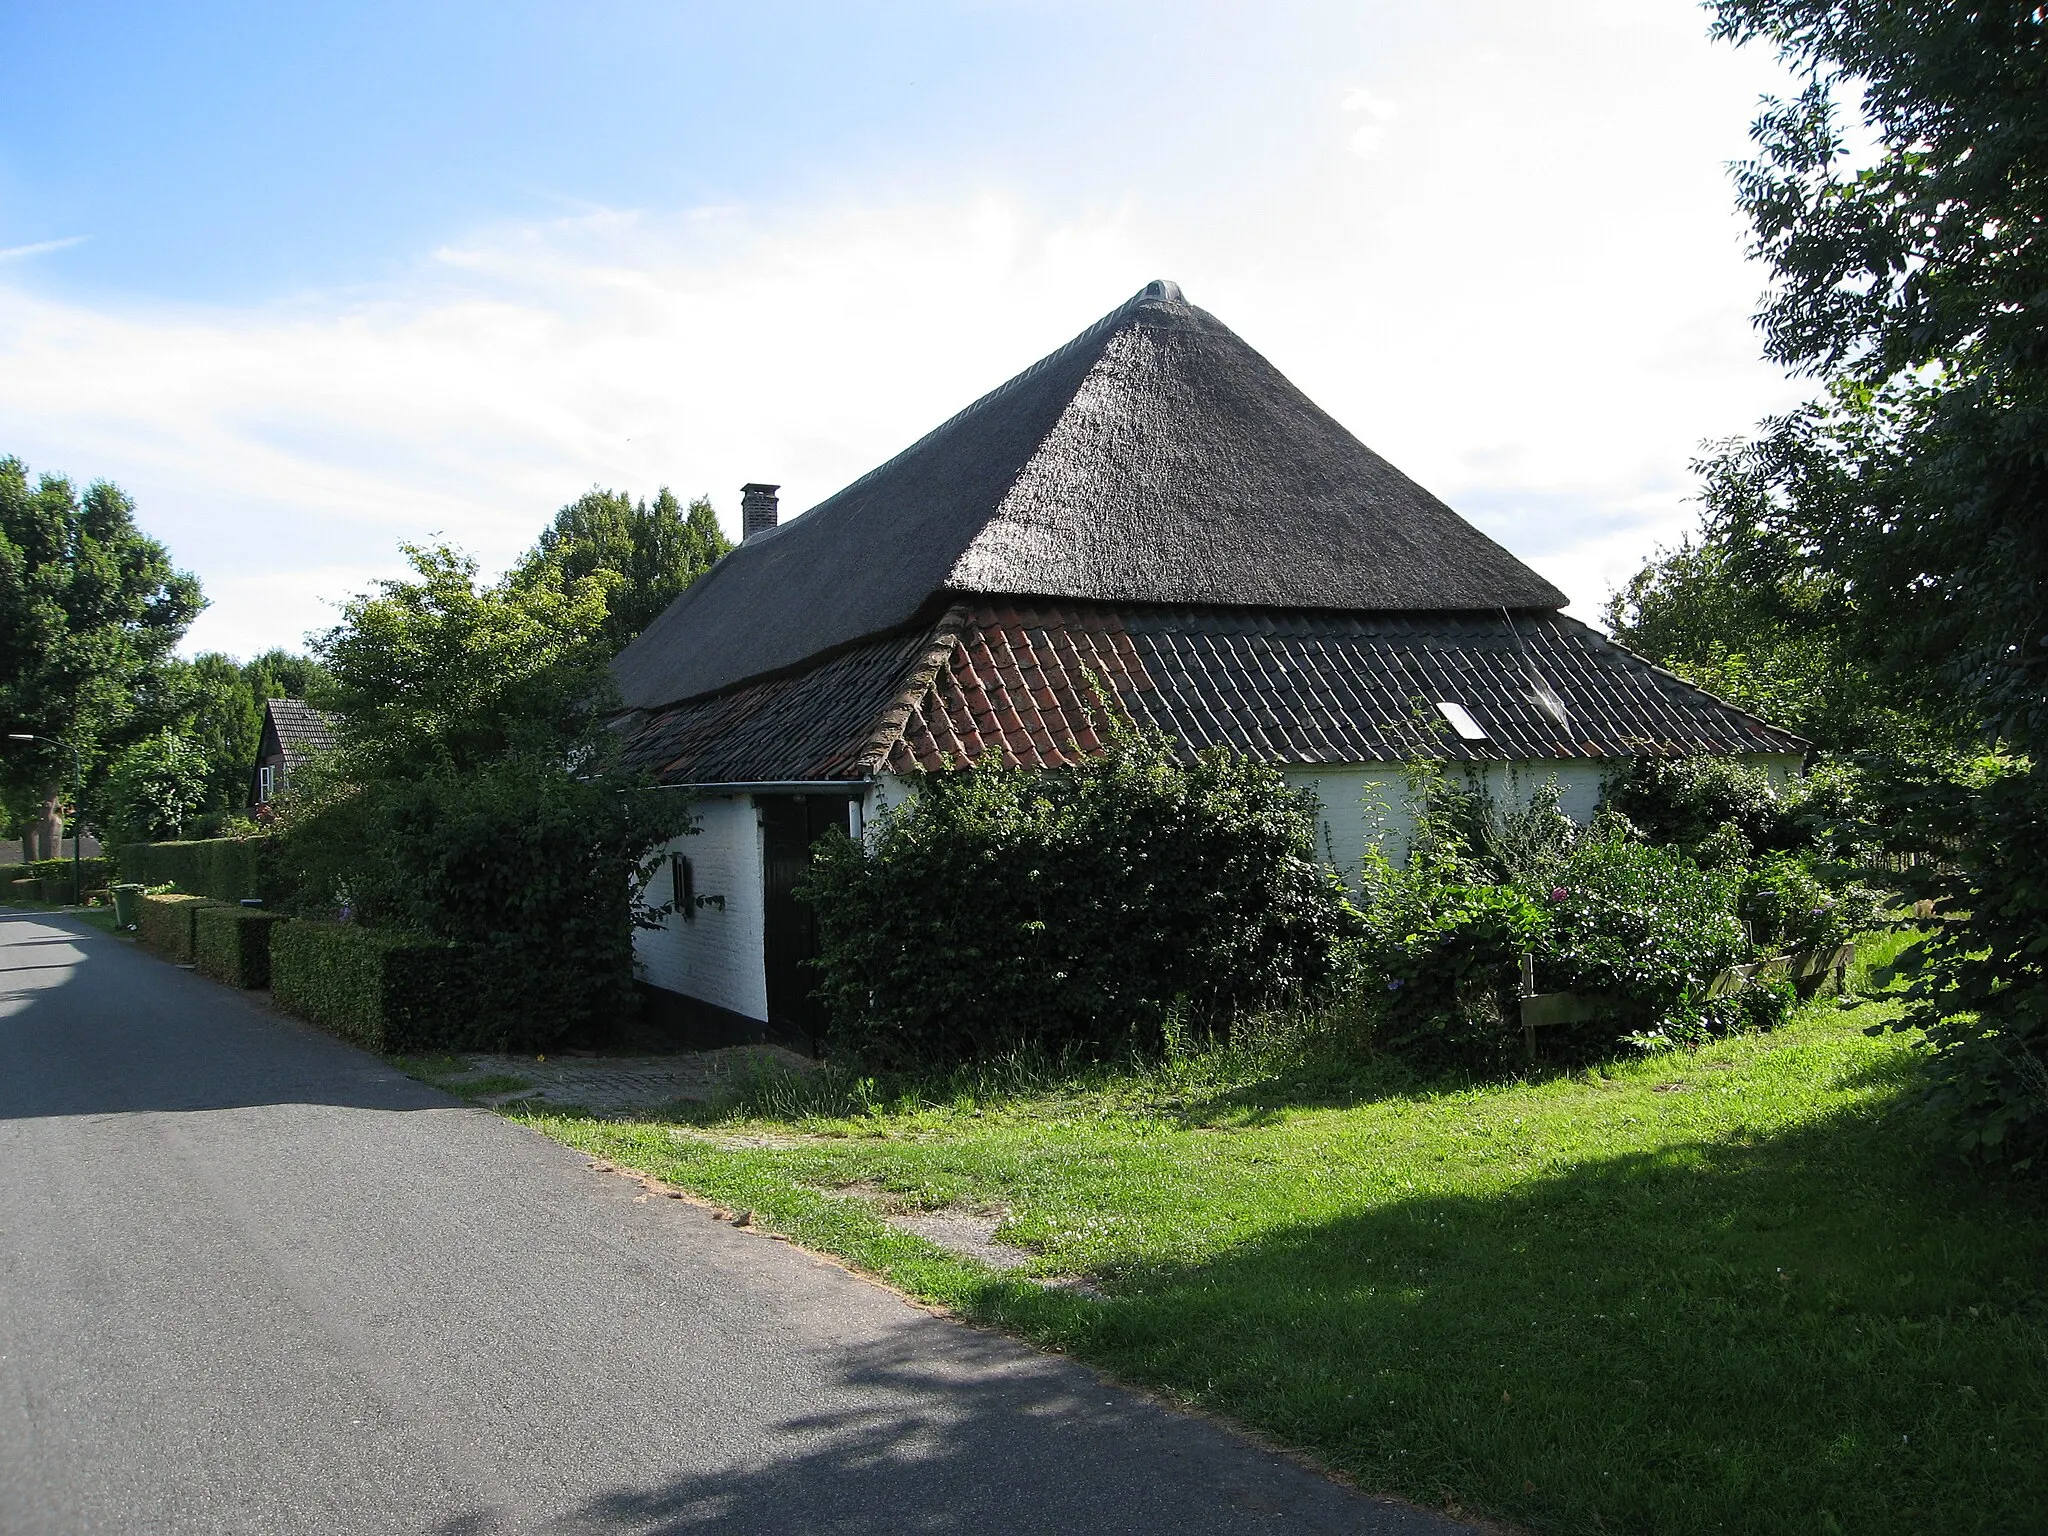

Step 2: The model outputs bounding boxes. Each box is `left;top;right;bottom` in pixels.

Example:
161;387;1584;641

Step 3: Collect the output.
1703;0;2048;744
146;648;329;820
512;487;729;655
177;653;261;814
315;542;614;773
276;543;688;1047
1604;445;1946;755
1693;2;2048;1165
244;648;327;706
0;459;202;857
102;731;211;843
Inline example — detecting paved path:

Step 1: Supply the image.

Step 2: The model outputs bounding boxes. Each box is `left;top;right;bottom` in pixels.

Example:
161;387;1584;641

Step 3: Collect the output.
430;1049;816;1113
0;910;1478;1535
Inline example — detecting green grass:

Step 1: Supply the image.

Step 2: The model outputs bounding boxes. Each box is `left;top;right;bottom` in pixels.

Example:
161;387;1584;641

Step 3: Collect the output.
388;1054;536;1102
513;994;2047;1535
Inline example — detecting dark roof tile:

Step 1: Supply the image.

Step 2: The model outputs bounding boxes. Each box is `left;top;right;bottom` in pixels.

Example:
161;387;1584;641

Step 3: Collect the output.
617;601;1804;785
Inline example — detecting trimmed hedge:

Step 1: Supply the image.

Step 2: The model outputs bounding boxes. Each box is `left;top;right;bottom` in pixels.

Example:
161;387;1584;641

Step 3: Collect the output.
5;877;41;903
137;892;226;963
194;906;291;988
0;858;112;901
270;922;481;1052
115;839;274;902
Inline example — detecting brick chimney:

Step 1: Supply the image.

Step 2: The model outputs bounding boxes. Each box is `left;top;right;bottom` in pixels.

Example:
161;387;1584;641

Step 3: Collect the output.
741;483;780;539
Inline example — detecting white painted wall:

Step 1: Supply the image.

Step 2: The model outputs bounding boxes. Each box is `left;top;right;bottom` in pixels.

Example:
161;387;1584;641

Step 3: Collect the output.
1285;760;1615;886
829;752;1807;896
859;775;918;844
1287;754;1802;886
635;793;769;1021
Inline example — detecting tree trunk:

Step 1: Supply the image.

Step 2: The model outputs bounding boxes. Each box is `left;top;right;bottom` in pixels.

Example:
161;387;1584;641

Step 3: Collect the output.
33;788;62;862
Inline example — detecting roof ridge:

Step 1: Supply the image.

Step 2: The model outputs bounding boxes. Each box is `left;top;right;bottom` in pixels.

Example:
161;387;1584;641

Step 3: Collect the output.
790;284;1179;533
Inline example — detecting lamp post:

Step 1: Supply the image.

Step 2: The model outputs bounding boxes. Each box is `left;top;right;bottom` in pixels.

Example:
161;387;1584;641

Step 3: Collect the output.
6;733;83;905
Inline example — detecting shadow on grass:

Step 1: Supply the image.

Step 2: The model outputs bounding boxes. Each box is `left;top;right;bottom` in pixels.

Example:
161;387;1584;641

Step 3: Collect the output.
1027;1104;2048;1536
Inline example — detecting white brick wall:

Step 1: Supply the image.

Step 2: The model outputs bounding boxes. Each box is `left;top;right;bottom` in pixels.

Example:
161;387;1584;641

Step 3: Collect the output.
1287;754;1801;886
634;794;769;1021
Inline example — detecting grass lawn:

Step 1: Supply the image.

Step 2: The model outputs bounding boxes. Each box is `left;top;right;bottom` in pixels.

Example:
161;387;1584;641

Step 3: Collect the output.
507;990;2046;1535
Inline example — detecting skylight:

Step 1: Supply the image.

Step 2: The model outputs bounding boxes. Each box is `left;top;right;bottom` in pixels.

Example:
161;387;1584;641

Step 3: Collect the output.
1434;701;1489;742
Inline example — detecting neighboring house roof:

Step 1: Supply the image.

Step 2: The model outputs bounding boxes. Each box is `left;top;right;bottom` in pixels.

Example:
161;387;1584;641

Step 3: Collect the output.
612;280;1567;712
259;698;337;774
615;600;1807;787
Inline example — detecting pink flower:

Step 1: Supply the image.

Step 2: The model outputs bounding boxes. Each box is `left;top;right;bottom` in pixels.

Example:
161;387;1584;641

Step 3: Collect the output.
1549;886;1570;903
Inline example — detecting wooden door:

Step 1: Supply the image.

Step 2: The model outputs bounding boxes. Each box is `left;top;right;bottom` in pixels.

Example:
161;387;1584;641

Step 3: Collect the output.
759;793;853;1052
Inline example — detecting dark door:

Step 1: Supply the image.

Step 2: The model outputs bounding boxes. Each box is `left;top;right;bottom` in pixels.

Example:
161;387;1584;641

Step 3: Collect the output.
760;793;853;1052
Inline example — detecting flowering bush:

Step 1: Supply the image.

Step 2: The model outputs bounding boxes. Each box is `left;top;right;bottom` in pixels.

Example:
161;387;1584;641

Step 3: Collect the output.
1536;833;1746;1007
1740;853;1887;956
1353;849;1547;1070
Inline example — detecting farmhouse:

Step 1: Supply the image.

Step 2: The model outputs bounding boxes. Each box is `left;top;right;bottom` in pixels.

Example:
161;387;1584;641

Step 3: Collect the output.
610;281;1803;1046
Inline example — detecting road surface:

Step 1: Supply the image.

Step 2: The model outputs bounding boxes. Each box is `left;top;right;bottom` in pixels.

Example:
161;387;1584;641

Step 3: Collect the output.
0;909;1475;1534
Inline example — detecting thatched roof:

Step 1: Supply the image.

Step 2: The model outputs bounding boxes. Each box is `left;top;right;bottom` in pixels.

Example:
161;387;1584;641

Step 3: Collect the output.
616;601;1807;786
613;281;1567;711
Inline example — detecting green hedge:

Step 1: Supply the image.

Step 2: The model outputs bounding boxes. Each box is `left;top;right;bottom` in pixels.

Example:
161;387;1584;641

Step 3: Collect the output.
137;892;226;963
270;922;482;1052
5;877;41;903
194;907;291;988
115;839;275;902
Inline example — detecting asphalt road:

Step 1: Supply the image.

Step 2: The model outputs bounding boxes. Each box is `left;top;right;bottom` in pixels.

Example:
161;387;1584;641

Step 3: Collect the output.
0;909;1478;1535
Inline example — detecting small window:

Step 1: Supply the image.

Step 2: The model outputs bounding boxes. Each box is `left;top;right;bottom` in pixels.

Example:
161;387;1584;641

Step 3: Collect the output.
1434;701;1489;742
258;764;276;803
672;853;695;921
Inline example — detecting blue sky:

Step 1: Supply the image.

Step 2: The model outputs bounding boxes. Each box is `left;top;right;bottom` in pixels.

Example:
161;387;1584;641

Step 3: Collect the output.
0;1;1803;658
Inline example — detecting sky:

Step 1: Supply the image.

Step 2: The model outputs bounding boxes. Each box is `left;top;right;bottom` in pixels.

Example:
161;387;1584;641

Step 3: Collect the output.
0;0;1809;660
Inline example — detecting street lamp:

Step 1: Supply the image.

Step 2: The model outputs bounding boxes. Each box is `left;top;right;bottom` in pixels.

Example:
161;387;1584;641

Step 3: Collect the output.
5;733;83;906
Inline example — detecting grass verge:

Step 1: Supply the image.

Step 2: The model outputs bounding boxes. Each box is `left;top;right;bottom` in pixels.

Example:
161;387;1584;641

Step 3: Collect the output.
507;993;2046;1535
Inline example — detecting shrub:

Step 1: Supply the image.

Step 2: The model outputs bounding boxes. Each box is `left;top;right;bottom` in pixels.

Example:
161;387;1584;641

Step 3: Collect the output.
1353;855;1546;1071
273;754;683;1047
115;838;275;902
1403;764;1582;888
1872;758;2048;1170
1603;755;1796;857
6;877;41;903
802;729;1359;1069
137;892;226;963
0;857;114;899
269;921;481;1052
1536;832;1753;1041
1740;852;1887;957
194;907;291;988
1345;804;1777;1069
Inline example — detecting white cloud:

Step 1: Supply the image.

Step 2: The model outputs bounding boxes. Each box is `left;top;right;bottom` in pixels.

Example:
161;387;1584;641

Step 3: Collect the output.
0;236;88;263
1341;87;1401;158
0;0;1809;661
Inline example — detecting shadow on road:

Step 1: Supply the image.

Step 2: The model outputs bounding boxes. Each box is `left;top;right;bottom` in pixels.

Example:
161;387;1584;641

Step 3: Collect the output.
438;1330;1462;1536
